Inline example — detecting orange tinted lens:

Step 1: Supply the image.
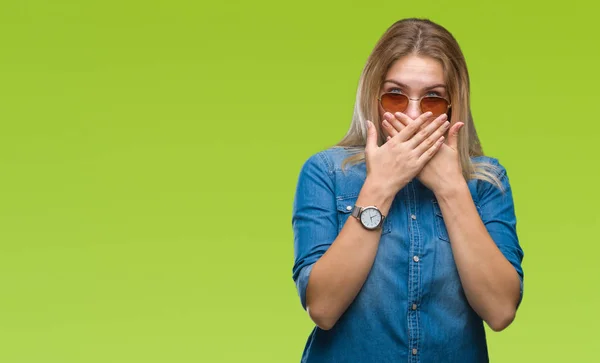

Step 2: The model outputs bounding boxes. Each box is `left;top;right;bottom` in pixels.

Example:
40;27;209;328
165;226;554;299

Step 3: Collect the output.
420;97;449;117
380;93;408;114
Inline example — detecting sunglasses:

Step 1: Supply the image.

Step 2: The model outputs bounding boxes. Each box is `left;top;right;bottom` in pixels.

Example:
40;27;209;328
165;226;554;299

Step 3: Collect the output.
378;93;451;118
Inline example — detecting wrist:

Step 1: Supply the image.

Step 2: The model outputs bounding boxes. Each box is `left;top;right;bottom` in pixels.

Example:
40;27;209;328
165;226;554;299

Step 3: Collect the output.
358;177;395;216
433;177;469;201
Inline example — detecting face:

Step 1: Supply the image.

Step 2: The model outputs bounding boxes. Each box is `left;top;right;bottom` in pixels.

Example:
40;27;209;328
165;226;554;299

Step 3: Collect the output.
378;55;448;137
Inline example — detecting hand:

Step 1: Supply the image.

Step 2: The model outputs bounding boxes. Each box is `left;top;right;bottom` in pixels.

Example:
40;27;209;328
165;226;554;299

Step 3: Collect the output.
364;112;450;196
381;112;465;194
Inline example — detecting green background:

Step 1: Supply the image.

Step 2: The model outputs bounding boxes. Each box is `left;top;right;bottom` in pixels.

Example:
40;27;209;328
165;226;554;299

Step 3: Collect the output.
0;0;598;362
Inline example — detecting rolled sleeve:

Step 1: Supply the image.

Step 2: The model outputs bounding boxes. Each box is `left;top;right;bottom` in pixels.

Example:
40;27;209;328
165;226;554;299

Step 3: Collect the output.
476;160;525;306
291;152;338;310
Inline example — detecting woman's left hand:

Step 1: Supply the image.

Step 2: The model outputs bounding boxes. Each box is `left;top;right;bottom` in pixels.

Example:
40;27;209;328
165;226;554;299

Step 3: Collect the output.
381;112;465;195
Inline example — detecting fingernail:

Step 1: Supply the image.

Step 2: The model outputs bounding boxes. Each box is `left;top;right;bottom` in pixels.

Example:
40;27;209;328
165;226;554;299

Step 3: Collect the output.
382;120;389;127
384;112;393;119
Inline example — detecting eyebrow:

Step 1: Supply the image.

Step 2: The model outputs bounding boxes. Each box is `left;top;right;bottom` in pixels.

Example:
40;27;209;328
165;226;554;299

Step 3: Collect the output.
383;80;447;90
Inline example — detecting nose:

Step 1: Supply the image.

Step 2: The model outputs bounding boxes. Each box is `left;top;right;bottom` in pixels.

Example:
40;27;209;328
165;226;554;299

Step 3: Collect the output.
404;98;422;120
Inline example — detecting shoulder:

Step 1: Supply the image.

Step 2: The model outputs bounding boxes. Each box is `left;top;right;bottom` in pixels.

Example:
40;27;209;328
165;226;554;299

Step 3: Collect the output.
470;155;504;169
471;155;508;179
469;155;513;200
300;146;363;174
296;147;367;198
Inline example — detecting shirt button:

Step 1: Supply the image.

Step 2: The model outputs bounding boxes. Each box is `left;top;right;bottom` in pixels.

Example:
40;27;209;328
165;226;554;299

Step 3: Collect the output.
346;205;352;211
413;255;420;262
412;304;417;310
410;214;417;220
412;348;418;355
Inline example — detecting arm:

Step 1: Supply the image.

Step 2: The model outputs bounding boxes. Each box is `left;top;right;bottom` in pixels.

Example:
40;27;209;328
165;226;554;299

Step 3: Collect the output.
292;153;393;330
376;112;524;331
305;178;393;330
435;167;524;332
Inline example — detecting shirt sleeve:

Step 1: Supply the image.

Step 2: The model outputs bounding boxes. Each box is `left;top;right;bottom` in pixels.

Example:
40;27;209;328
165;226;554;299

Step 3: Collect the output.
291;152;338;310
476;160;525;307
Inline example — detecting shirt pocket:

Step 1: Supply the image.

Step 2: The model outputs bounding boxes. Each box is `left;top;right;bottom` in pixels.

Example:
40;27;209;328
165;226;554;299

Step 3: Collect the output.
336;195;391;235
432;199;450;242
432;198;483;243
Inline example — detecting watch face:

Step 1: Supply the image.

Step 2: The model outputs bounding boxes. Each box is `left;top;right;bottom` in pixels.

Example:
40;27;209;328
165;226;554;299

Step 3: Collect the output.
360;207;382;229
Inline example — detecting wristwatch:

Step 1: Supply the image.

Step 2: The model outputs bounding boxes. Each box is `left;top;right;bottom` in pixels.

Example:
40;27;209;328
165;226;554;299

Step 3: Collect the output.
351;205;385;231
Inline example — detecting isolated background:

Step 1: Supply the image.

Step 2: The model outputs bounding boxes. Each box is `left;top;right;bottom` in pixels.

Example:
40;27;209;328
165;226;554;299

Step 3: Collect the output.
0;0;598;362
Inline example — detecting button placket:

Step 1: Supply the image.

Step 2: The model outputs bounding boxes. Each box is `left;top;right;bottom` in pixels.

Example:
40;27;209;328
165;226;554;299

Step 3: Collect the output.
405;182;422;363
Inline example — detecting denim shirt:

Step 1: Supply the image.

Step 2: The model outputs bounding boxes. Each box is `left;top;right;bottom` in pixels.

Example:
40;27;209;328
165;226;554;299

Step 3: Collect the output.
291;146;524;363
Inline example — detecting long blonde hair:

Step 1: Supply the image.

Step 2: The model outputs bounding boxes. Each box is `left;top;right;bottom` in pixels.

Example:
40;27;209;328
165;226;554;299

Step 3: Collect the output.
336;18;502;189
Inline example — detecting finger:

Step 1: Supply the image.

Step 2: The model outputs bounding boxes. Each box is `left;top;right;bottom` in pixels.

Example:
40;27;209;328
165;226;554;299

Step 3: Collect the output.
399;110;435;127
408;113;449;148
392;112;411;128
446;122;464;150
417;135;445;164
381;118;400;137
382;112;407;135
394;111;435;142
365;120;378;154
412;112;436;130
413;118;450;155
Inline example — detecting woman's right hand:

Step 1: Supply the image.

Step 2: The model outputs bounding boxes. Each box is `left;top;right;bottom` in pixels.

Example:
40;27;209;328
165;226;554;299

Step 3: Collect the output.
364;111;450;196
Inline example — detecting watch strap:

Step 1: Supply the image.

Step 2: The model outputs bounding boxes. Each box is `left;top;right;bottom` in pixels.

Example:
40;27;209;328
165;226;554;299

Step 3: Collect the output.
351;205;362;219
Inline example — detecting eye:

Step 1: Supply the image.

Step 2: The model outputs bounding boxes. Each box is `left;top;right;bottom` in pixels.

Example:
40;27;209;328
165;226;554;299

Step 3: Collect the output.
426;91;442;97
388;87;404;94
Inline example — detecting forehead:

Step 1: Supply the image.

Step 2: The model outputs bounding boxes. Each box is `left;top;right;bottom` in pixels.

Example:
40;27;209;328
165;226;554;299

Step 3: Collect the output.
384;55;445;87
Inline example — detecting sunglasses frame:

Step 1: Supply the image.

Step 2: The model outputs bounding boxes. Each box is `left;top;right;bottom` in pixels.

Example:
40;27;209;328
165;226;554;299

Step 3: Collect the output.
378;92;452;116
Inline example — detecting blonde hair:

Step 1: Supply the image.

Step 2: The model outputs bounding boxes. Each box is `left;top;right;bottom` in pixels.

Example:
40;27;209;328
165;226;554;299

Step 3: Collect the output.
336;18;502;189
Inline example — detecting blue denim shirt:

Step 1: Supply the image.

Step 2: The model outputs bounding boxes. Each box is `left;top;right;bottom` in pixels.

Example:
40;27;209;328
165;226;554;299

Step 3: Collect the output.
291;146;524;363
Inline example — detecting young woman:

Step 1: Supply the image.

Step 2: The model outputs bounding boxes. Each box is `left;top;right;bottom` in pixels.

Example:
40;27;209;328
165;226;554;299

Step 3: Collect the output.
291;18;524;362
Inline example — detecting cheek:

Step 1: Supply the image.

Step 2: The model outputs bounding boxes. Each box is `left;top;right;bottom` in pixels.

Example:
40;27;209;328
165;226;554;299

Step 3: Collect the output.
377;104;385;120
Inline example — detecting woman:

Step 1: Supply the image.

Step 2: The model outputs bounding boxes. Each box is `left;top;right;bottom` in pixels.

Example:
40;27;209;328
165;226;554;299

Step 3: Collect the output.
291;18;524;362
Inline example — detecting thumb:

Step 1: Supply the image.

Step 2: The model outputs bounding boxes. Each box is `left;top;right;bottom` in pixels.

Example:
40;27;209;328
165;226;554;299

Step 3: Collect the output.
365;120;378;154
447;122;464;150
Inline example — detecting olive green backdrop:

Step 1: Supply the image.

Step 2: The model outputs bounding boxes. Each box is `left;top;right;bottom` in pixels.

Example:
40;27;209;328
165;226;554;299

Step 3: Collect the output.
0;0;598;362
